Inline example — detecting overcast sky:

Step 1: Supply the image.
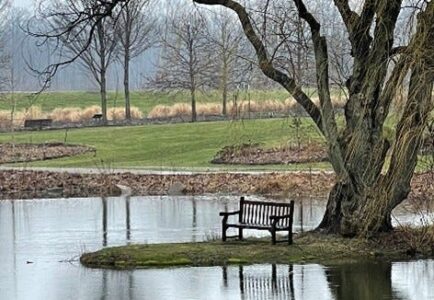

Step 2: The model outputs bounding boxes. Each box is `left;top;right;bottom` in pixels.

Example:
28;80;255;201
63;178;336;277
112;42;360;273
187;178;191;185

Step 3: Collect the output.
13;0;34;8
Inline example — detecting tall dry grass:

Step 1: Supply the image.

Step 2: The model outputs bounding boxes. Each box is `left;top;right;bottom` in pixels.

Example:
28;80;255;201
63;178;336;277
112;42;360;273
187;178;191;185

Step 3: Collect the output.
0;107;46;128
147;105;172;118
147;98;312;118
49;107;83;122
0;105;143;128
108;107;143;120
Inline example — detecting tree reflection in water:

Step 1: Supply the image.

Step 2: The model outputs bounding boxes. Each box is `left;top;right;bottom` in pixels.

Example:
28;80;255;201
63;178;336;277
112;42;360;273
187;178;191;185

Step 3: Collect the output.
1;197;434;300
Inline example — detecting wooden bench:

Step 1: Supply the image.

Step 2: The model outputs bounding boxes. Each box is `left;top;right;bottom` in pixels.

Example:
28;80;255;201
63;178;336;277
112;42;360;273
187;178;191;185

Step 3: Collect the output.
92;114;103;121
24;119;53;129
220;197;295;245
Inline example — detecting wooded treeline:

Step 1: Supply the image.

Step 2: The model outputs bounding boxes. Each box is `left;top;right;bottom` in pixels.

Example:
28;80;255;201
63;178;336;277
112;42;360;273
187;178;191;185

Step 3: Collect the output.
2;0;369;122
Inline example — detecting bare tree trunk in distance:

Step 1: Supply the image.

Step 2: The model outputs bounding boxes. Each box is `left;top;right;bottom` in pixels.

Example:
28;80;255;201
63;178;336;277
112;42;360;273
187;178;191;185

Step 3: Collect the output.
116;0;155;122
97;22;108;124
191;87;197;122
124;41;131;120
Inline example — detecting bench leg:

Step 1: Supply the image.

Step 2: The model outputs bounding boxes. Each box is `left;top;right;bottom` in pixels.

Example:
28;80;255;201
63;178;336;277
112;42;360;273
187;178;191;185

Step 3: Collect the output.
238;228;243;240
288;229;293;245
271;229;276;245
222;218;228;242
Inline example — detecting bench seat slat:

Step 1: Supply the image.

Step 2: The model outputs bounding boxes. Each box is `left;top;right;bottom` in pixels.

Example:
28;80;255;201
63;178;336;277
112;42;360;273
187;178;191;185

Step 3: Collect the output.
226;223;291;230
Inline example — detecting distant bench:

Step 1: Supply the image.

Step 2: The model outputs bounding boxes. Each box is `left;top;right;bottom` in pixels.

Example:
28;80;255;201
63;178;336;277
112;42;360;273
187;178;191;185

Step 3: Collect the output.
92;114;103;121
220;197;295;245
24;119;53;129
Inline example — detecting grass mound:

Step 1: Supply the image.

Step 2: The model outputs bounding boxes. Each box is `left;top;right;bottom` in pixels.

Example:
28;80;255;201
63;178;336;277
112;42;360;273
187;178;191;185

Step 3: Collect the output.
80;232;434;269
0;142;95;164
211;143;328;165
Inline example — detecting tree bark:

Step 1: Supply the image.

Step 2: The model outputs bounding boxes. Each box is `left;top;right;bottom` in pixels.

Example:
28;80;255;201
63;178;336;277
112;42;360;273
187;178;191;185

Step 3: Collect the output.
98;22;108;125
124;46;131;121
221;46;228;116
317;3;434;236
318;63;433;237
222;84;227;116
191;88;197;122
100;70;108;125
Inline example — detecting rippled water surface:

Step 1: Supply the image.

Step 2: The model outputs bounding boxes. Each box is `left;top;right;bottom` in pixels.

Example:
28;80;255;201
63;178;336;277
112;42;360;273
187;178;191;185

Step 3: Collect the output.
0;196;433;300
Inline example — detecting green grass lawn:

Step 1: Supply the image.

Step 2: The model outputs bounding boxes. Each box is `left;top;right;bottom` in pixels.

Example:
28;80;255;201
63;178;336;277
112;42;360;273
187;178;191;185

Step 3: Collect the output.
0;117;330;170
0;115;432;171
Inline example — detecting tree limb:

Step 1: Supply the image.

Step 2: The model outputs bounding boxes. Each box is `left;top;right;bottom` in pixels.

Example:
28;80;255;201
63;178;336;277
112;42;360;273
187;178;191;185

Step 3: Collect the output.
194;0;349;178
193;0;323;132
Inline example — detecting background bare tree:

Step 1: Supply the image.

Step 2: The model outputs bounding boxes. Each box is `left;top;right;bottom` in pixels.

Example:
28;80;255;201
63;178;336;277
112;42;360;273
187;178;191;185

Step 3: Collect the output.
28;0;125;122
208;10;249;116
151;7;216;122
0;0;10;92
116;0;156;121
55;0;118;124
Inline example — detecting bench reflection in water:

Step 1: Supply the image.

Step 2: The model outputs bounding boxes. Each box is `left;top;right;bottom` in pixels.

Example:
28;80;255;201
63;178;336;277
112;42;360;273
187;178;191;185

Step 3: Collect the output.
223;264;295;299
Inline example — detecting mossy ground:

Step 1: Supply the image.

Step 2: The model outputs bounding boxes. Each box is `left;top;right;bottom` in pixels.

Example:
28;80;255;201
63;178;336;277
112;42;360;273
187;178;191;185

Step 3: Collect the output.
80;231;434;269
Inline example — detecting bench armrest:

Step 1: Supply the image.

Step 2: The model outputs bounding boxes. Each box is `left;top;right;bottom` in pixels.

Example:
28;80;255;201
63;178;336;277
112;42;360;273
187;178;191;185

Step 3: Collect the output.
219;210;240;216
269;214;292;220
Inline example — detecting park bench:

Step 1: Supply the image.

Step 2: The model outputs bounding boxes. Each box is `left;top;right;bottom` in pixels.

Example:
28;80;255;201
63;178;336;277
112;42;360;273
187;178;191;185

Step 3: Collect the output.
220;197;295;245
92;113;103;121
24;119;53;129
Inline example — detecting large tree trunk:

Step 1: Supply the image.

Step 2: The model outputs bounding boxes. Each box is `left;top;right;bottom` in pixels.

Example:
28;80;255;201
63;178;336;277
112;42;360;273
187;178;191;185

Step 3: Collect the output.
318;63;433;236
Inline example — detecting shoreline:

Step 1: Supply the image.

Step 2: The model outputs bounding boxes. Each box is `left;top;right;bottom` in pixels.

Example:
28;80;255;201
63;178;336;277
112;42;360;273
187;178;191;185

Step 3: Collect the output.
80;232;434;270
1;169;433;201
0;169;334;200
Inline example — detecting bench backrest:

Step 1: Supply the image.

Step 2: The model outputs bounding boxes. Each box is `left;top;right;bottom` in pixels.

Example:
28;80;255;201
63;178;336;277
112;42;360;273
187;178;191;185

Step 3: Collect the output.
92;114;103;119
239;197;294;227
24;119;53;129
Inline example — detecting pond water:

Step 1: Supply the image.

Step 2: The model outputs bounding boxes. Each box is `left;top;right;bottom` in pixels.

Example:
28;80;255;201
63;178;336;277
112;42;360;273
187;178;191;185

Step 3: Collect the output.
0;195;433;300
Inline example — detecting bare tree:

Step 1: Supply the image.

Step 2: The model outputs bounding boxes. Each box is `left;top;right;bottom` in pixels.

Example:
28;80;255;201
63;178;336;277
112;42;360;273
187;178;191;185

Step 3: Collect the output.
39;0;119;123
193;0;434;236
27;0;126;112
2;6;30;132
208;10;249;115
151;7;215;122
0;0;14;132
116;0;156;121
0;0;10;91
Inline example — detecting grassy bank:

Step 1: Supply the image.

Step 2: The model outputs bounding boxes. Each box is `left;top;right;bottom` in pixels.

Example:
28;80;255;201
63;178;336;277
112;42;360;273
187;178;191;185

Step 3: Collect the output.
80;232;434;269
0;116;432;171
0;118;327;169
